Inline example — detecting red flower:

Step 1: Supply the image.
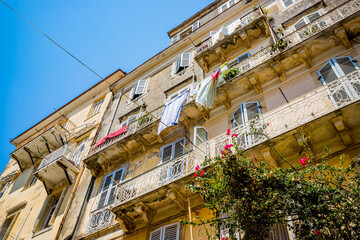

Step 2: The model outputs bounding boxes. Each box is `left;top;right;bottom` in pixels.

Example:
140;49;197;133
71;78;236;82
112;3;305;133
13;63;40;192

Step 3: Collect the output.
194;173;197;177
231;133;238;138
222;150;226;155
200;170;205;176
195;165;200;171
226;129;231;136
314;230;319;235
266;123;269;126
299;157;307;167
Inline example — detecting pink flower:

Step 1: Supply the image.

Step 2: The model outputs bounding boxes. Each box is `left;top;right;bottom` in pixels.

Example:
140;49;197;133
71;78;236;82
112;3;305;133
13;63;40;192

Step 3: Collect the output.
195;165;200;171
194;173;197;177
299;157;307;167
226;129;231;136
200;170;205;176
314;230;319;235
222;150;226;155
267;123;269;126
231;133;238;138
252;156;257;162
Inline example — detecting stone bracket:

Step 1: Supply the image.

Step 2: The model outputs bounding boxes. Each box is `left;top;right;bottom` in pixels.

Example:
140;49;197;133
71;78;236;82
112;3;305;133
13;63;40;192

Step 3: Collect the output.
215;47;226;62
198;57;209;72
134;202;153;224
271;61;286;82
197;105;210;120
331;116;352;145
240;32;251;48
248;74;262;94
179;114;191;131
115;212;134;233
217;90;231;109
167;188;186;211
260;147;281;167
297;47;312;69
335;27;351;49
119;143;130;159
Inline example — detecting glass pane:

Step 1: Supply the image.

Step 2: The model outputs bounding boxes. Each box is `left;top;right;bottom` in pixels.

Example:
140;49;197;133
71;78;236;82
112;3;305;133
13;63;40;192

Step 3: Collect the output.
320;62;338;83
233;108;243;126
196;128;208;146
102;176;112;191
294;19;306;30
307;12;320;22
245;102;260;121
336;57;357;75
113;169;123;185
282;0;294;7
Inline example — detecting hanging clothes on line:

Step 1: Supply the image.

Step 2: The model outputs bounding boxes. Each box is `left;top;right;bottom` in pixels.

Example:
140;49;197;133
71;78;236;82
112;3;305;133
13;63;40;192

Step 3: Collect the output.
189;80;199;97
95;125;128;146
158;90;189;135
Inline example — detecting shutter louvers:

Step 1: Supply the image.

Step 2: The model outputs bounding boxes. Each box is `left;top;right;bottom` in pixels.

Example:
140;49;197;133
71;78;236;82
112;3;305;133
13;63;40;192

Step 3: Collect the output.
174;140;185;159
162;145;172;163
180;53;191;67
294;19;306;30
97;175;112;209
97;191;108;209
192;21;200;31
175;57;181;74
163;223;179;240
149;228;162;240
307;12;320;22
107;187;116;205
229;0;236;7
135;80;147;95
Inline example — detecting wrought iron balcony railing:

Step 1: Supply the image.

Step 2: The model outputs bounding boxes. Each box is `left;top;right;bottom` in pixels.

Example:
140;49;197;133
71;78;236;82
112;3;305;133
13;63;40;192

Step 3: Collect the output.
221;0;360;81
113;68;360;206
37;143;81;170
86;208;114;233
195;7;264;56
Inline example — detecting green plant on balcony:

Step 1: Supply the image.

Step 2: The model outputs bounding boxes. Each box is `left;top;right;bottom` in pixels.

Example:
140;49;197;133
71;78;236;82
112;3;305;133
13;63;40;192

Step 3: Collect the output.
303;24;320;36
182;125;360;240
271;29;291;54
137;111;153;127
222;66;240;81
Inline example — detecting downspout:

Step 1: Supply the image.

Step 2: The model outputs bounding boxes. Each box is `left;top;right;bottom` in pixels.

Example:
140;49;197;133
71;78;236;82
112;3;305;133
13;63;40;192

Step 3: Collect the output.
64;176;95;240
105;88;124;135
54;163;85;240
15;206;32;240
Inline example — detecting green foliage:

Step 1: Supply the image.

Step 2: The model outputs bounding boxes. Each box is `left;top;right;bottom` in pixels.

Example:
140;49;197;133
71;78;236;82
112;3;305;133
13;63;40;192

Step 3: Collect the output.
271;29;291;54
183;124;360;240
222;66;240;81
137;111;153;127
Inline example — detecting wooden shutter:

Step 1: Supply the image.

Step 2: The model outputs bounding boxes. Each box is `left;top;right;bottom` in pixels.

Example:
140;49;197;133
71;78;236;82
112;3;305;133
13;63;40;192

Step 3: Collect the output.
97;175;112;209
108;169;124;205
171;34;179;44
192;21;200;31
163;223;180;240
334;56;358;75
282;0;294;7
174;139;185;159
237;52;250;63
307;12;320;22
149;228;162;240
194;127;208;146
180;53;191;67
135;80;147;95
33;195;54;232
50;187;68;224
162;145;173;163
318;61;339;84
174;57;181;74
127;115;138;124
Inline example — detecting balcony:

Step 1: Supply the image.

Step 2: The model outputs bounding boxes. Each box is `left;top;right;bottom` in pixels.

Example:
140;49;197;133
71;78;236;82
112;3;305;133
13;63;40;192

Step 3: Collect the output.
85;94;198;176
195;7;268;72
111;69;360;231
34;143;82;193
10;116;76;171
86;208;114;234
196;0;360;83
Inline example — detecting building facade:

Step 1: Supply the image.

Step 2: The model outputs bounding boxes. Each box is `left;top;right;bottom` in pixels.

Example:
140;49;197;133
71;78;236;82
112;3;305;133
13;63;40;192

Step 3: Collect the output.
1;0;360;239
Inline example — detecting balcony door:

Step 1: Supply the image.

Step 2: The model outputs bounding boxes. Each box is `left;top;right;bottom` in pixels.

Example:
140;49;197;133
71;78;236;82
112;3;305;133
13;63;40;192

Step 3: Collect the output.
232;101;262;148
317;56;360;108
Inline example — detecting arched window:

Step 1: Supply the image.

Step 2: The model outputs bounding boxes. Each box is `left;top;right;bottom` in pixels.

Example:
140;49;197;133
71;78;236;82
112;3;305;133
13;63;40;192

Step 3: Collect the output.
317;56;360;106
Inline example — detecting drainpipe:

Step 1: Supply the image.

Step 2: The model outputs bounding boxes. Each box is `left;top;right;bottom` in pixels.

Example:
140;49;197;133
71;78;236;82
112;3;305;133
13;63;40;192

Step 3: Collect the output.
54;163;85;240
64;176;95;240
106;88;124;135
15;206;32;239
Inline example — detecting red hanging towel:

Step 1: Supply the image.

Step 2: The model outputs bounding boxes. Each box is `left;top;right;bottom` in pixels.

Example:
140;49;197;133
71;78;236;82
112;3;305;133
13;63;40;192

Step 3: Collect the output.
95;125;128;147
211;68;220;81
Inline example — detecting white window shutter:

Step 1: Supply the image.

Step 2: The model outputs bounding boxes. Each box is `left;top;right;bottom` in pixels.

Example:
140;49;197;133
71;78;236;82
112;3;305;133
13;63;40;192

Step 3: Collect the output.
150;228;162;240
171;34;179;44
229;0;236;7
135;80;147;95
192;21;200;31
180;53;191;67
97;175;112;209
194;127;208;146
163;223;180;240
129;86;136;100
50;187;68;224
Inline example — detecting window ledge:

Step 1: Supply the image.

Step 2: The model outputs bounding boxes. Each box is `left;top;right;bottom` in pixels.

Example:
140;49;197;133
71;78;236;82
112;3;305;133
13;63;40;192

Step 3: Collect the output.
32;226;53;238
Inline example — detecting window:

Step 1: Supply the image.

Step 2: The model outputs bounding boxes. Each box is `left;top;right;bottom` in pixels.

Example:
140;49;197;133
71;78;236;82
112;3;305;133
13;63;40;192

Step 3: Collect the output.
0;213;17;240
129;79;147;100
149;222;180;240
194;126;208;146
174;53;191;75
33;188;68;233
293;12;321;30
89;97;105;118
218;0;238;13
160;138;186;163
281;0;300;8
170;34;180;45
72;137;88;165
192;21;200;31
97;167;126;209
0;181;11;199
317;56;360;107
168;86;190;101
26;176;37;188
232;101;262;127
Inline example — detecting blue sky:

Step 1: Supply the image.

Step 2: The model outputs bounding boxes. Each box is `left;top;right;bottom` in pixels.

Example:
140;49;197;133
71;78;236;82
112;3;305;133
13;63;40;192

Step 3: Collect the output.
0;0;214;173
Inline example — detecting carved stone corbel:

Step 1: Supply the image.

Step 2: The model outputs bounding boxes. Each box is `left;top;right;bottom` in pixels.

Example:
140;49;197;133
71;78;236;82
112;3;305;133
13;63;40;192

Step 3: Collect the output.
134;202;153;223
297;47;312;68
260;147;281;167
115;212;134;233
119;143;130;159
335;27;351;49
135;136;147;152
217;90;231;109
198;58;209;72
331;116;352;145
271;61;286;82
240;32;251;48
248;74;262;94
197;105;210;120
179;114;191;131
167;189;186;211
215;47;226;62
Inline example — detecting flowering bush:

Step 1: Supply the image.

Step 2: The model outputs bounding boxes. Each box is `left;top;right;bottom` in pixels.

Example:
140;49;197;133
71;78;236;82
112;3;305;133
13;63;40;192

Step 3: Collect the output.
182;126;360;240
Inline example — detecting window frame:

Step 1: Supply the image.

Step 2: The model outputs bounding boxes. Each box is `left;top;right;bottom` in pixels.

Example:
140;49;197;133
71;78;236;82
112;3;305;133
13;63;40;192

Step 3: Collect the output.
193;126;208;147
128;79;148;101
232;101;262;127
293;11;321;30
174;53;192;75
280;0;300;9
88;96;105;118
149;222;180;240
168;85;190;101
0;211;19;240
160;138;186;164
218;0;239;14
96;165;128;210
71;137;89;166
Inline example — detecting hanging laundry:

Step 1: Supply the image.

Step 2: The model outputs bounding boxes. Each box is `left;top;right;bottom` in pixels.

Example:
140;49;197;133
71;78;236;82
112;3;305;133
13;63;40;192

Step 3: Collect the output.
158;90;189;135
189;80;199;97
227;19;242;35
211;25;228;45
95;125;128;146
